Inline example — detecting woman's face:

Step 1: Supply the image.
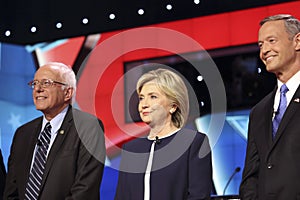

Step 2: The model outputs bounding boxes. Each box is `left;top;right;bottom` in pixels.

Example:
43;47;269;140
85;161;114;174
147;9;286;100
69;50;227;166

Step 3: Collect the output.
138;82;173;127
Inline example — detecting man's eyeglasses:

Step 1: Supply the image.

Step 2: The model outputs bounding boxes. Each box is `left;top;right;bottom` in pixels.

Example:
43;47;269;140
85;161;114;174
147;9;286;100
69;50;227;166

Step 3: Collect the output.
28;79;68;89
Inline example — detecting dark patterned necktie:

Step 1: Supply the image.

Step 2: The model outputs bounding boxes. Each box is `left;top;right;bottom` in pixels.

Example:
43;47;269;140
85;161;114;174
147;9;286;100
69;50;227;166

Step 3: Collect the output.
272;84;289;138
25;122;52;200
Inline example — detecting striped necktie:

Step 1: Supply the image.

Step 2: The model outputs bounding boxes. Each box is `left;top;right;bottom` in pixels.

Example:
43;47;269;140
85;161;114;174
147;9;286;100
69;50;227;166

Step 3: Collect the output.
25;122;52;200
272;84;289;138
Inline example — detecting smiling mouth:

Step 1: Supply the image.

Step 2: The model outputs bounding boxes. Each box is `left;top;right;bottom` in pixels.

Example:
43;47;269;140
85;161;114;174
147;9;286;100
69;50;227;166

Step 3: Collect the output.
265;56;274;63
36;96;47;100
264;54;277;63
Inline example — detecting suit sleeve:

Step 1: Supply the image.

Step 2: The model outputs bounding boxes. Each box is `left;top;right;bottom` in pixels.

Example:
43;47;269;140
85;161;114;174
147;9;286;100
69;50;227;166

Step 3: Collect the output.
3;129;20;200
0;149;6;200
114;143;128;200
65;118;106;200
239;110;259;200
187;133;212;200
114;170;125;200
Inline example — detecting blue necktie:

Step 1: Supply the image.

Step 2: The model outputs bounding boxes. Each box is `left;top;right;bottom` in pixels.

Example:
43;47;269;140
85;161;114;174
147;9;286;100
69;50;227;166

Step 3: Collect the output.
25;122;52;200
272;84;289;138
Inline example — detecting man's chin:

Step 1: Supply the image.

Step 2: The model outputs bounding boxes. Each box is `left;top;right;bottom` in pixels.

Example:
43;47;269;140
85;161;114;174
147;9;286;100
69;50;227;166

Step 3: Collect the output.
265;65;276;73
35;106;45;112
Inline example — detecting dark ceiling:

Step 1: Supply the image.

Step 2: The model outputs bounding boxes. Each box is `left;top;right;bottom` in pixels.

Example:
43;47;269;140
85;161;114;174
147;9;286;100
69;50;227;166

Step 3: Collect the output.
0;0;295;45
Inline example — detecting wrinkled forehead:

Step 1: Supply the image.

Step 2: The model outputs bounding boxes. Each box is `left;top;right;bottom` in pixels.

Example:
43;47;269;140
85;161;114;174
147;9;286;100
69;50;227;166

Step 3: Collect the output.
34;65;61;80
259;20;285;35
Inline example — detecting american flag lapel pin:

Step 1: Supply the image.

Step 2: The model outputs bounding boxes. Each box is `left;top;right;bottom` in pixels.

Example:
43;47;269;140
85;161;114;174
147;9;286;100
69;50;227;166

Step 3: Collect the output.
294;98;300;103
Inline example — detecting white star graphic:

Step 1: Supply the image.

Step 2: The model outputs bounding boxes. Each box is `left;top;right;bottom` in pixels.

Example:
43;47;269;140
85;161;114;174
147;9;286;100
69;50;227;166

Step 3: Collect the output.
8;113;22;131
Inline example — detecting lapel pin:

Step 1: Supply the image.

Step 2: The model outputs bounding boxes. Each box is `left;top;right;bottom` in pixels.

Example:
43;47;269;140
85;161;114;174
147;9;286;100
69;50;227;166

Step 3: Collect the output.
294;98;300;103
59;130;65;135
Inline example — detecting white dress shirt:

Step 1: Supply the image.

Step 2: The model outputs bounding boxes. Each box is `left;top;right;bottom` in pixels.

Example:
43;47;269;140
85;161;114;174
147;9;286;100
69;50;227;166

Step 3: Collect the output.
30;106;68;170
273;70;300;117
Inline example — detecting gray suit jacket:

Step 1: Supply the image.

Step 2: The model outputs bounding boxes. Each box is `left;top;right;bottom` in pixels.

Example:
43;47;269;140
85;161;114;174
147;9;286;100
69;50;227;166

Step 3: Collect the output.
3;106;106;200
240;85;300;200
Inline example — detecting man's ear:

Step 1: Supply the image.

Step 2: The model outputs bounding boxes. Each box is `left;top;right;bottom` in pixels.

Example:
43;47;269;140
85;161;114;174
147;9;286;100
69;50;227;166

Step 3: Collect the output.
64;87;74;101
295;32;300;51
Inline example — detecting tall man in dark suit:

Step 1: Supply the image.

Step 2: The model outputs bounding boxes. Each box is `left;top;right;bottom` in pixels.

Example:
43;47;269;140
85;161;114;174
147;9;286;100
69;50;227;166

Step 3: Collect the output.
3;62;106;200
239;14;300;199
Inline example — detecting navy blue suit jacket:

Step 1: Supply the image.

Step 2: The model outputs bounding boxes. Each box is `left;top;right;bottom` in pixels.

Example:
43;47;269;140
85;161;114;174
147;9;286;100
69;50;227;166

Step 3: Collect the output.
115;128;212;200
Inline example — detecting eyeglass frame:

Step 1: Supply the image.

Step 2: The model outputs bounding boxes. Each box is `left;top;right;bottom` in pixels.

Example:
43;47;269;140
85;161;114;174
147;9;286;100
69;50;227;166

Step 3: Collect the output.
28;79;69;89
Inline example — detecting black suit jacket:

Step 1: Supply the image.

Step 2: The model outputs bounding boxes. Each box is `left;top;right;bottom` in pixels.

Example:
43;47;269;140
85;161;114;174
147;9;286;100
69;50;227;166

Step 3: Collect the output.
0;149;6;200
3;106;106;200
115;128;212;200
240;85;300;200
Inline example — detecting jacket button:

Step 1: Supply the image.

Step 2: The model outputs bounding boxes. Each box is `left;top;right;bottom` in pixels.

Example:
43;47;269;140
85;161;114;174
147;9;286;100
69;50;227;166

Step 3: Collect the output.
267;163;273;169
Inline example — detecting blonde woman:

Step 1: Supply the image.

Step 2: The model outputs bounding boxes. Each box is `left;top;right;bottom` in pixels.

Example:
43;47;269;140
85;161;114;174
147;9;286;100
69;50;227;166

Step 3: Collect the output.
115;68;212;200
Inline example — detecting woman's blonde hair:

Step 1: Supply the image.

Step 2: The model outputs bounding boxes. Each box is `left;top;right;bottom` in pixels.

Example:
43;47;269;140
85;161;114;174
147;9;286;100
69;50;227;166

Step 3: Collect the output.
136;68;189;128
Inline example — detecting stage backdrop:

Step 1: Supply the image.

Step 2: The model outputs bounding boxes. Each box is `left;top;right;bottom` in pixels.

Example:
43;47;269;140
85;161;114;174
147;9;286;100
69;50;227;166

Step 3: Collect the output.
0;2;299;199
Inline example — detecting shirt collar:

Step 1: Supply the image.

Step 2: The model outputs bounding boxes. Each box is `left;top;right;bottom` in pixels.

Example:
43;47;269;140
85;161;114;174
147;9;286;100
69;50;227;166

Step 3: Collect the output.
277;70;300;94
42;106;68;135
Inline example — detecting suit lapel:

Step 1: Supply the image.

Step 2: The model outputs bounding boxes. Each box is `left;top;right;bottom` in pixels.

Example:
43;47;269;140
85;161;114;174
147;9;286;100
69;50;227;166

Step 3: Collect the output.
265;88;277;148
22;118;43;196
270;84;300;148
257;87;277;152
40;106;73;188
